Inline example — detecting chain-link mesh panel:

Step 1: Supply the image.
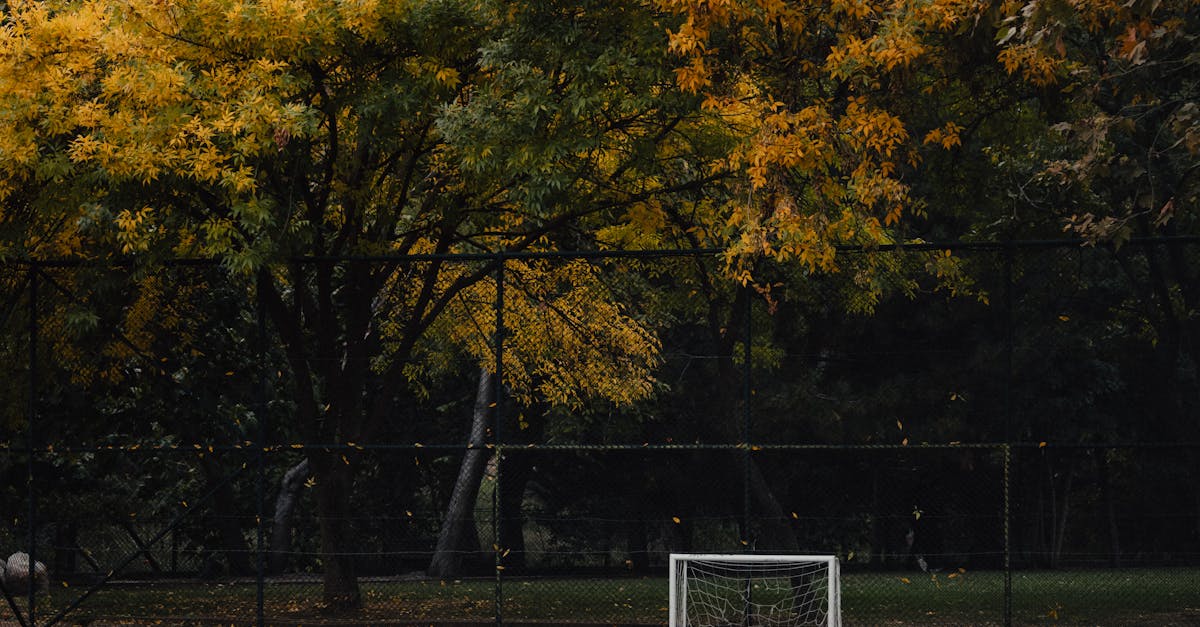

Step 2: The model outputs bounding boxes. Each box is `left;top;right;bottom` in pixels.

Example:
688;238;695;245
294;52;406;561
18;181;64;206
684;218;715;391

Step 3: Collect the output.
2;243;1198;625
5;448;258;624
750;448;1005;625
1009;445;1200;625
752;250;1011;447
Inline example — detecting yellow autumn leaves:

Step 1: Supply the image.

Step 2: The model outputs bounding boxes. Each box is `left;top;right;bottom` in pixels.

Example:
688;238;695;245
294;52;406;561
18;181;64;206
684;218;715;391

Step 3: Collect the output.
0;0;308;197
655;0;1158;281
0;1;426;196
656;0;973;281
424;259;662;410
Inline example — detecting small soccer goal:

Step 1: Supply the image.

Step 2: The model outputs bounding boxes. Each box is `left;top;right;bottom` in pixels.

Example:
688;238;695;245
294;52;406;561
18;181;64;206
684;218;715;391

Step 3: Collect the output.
669;554;841;627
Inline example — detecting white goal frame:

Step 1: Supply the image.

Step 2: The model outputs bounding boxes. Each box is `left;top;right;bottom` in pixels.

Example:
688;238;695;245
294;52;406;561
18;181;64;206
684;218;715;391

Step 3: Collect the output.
669;554;841;627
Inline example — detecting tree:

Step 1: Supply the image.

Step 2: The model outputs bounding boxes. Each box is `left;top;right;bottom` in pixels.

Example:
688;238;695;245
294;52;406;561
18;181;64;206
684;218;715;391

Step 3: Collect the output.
993;0;1200;440
13;0;1166;606
993;0;1198;239
0;0;716;608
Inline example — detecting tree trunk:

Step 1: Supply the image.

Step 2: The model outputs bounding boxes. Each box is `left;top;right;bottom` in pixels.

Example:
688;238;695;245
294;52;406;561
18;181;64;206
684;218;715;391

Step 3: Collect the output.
1040;456;1053;566
52;521;79;577
1050;463;1074;569
199;456;253;575
497;452;534;571
258;271;369;608
312;455;361;609
869;468;886;566
270;459;311;574
744;454;800;552
626;518;649;572
1098;453;1122;567
162;408;254;575
699;284;801;553
428;370;493;579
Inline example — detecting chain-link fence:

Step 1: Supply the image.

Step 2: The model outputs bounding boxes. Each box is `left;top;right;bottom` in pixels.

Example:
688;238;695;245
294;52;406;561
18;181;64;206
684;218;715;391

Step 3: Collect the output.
1;239;1198;626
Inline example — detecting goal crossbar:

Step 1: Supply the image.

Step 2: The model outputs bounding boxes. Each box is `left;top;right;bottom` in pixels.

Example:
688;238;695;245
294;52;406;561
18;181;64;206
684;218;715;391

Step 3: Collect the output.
669;554;841;627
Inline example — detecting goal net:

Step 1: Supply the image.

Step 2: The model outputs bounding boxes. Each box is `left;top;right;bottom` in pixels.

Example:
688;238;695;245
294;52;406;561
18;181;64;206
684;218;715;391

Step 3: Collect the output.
669;554;841;627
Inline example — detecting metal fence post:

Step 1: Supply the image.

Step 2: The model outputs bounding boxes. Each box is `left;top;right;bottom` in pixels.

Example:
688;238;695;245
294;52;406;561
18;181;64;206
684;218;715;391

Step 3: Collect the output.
1003;243;1014;627
493;257;505;626
1003;443;1012;627
27;265;39;627
256;272;268;627
742;285;752;552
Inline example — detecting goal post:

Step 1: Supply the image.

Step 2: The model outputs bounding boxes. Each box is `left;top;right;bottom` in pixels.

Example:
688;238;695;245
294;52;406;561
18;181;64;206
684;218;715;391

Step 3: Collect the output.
669;554;841;627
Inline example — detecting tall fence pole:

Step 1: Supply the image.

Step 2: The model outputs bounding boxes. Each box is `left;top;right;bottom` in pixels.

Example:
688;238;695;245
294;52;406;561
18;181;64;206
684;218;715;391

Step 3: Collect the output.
493;257;505;626
0;277;29;626
27;265;39;627
742;286;752;552
1003;244;1014;627
1003;443;1012;626
255;273;268;627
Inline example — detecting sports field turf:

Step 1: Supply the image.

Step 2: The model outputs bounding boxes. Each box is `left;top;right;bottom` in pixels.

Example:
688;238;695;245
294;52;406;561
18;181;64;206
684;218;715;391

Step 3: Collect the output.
8;568;1198;625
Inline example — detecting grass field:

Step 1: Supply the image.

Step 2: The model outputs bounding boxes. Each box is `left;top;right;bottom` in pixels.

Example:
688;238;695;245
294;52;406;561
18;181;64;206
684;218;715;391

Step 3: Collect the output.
5;568;1199;625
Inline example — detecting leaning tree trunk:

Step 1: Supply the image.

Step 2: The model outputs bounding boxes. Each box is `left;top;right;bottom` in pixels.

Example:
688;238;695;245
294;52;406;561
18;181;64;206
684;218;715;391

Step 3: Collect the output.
429;370;493;579
1051;463;1075;569
743;454;801;552
270;458;311;574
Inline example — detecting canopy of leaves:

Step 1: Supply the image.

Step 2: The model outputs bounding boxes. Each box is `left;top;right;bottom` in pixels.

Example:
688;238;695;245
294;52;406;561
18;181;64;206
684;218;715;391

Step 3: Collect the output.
0;0;732;414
